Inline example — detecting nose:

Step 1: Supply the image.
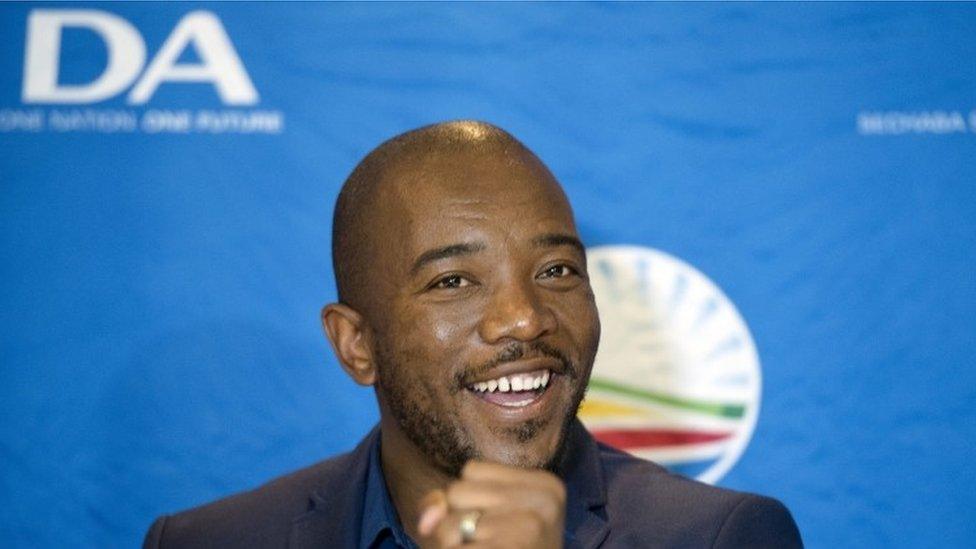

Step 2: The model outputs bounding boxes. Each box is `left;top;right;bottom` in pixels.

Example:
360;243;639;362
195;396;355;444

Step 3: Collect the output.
478;277;557;344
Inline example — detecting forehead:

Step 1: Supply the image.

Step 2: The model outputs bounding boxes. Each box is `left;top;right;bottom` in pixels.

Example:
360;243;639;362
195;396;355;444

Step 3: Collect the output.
380;148;577;249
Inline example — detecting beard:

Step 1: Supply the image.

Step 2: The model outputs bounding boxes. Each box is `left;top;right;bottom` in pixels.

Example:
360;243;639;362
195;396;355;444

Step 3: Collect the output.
374;340;589;477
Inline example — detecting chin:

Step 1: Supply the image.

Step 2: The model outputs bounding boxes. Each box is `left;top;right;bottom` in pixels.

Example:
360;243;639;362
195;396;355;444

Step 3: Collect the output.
474;420;566;470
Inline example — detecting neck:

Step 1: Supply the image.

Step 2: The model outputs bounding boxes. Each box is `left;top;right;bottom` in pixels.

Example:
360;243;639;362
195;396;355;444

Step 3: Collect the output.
379;415;452;543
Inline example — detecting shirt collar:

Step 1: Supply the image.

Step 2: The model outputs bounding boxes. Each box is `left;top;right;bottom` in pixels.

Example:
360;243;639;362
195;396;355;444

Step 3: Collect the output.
359;435;417;549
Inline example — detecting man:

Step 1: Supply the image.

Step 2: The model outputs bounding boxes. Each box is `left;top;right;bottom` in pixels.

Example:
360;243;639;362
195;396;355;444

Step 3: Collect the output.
144;121;802;548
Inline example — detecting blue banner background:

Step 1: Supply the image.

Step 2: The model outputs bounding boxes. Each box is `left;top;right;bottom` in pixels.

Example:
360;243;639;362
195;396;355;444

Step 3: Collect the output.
1;3;974;547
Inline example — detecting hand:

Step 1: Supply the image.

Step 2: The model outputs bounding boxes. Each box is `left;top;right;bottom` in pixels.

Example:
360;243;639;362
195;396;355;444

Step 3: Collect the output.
416;461;566;548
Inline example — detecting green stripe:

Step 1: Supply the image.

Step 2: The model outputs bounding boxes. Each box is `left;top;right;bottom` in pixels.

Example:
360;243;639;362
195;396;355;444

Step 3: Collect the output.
587;377;746;419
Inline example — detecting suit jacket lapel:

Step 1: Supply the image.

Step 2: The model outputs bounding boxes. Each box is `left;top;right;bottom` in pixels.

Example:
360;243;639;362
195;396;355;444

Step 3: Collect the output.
289;427;379;549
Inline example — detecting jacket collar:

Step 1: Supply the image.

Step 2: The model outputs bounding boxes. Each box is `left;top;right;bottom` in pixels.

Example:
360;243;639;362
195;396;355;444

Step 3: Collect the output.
288;419;610;549
288;426;379;548
560;419;611;549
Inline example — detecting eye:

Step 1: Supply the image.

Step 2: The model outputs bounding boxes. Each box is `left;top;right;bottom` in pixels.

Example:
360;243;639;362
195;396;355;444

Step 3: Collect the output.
538;264;578;279
431;274;472;290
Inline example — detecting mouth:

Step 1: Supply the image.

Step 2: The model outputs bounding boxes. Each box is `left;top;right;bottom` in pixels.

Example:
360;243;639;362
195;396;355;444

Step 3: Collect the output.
465;368;554;408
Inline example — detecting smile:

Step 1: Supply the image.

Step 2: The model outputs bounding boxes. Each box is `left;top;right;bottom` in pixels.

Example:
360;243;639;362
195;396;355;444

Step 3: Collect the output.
466;369;552;408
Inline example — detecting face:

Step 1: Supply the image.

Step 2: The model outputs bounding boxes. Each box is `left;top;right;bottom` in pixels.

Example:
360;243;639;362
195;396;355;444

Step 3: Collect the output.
366;147;601;476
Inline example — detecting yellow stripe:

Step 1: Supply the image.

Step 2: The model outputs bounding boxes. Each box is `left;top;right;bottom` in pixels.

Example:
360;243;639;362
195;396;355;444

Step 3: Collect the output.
578;398;651;419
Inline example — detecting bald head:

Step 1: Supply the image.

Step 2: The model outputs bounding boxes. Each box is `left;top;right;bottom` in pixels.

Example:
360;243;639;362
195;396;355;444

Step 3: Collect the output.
332;121;566;314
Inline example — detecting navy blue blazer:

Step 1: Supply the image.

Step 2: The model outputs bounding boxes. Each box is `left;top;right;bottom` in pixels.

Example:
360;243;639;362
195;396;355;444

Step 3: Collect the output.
144;420;802;548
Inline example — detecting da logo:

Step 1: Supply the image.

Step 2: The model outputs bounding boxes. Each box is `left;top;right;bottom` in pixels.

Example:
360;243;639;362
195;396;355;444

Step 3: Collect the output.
580;245;760;484
22;9;257;105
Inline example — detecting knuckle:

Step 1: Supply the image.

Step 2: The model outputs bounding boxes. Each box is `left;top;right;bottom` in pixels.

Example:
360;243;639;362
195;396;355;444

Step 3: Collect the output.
445;482;461;501
523;510;545;536
434;517;457;545
553;483;567;505
461;460;482;477
535;489;564;523
547;477;567;504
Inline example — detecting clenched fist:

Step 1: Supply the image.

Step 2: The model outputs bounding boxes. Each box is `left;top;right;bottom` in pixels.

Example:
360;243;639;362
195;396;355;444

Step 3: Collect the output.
416;461;566;548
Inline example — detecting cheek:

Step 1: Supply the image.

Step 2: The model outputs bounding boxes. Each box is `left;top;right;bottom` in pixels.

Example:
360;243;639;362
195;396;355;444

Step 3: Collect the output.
384;303;483;380
421;300;485;348
388;295;477;340
552;293;600;344
430;315;468;345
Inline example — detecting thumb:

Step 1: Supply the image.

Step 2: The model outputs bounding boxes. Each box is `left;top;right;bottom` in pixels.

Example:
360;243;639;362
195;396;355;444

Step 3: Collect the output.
417;489;448;537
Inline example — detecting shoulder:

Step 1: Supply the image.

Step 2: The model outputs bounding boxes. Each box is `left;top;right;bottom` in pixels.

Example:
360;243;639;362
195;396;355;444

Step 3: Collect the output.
597;443;802;548
143;446;365;549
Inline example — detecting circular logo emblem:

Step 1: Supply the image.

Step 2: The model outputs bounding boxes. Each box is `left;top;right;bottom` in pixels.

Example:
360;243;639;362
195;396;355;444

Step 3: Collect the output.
579;245;761;484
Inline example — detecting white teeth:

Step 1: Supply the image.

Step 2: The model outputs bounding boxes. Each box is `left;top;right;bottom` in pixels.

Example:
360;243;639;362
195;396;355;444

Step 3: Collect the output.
511;376;524;391
469;370;554;395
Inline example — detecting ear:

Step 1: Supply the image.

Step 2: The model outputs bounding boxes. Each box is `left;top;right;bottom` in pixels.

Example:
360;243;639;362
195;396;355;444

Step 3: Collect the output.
321;302;377;386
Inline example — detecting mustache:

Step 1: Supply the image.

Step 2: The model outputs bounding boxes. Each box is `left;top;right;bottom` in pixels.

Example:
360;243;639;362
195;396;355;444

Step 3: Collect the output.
455;341;578;389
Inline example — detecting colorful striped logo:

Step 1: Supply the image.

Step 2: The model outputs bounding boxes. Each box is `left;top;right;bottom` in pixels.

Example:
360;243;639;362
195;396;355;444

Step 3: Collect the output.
580;246;761;484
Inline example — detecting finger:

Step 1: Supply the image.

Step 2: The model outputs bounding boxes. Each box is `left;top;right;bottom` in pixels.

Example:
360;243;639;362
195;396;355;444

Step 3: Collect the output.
445;481;560;520
434;509;552;547
417;489;448;537
462;460;561;491
476;510;550;544
430;509;466;548
460;461;566;508
444;479;509;510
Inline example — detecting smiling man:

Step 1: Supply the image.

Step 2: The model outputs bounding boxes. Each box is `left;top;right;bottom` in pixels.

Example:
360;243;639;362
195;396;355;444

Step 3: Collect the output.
144;121;802;548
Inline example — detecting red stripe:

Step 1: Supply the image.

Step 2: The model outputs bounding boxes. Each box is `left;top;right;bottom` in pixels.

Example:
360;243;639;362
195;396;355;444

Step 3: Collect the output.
591;429;732;449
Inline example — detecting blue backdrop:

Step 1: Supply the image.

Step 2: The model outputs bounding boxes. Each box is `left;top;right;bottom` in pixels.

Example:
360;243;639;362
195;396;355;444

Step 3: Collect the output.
2;3;974;547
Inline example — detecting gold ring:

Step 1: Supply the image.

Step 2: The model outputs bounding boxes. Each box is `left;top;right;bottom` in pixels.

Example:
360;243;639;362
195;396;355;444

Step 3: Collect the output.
458;510;481;543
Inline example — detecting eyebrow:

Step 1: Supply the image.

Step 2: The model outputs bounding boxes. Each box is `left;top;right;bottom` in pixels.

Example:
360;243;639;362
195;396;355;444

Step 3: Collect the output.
411;242;487;274
532;233;586;256
409;233;586;275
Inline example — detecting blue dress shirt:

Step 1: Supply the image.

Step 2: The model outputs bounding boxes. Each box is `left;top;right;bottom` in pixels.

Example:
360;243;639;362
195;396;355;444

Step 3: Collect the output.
359;438;419;549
